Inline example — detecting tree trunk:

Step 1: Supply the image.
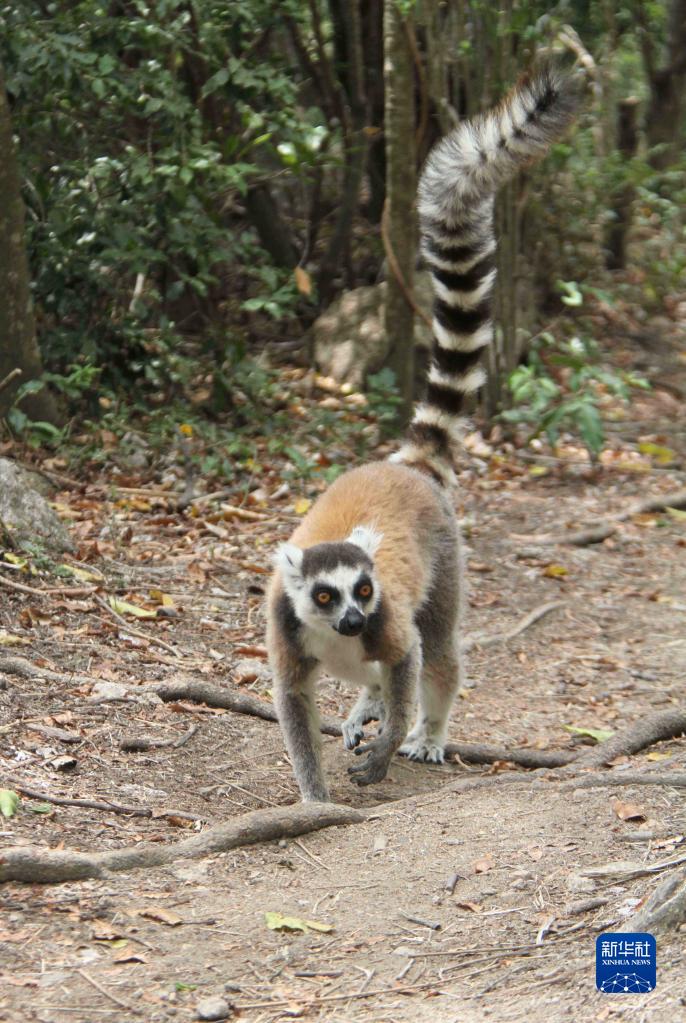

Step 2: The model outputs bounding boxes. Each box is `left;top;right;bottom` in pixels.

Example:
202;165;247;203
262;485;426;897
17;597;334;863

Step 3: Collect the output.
639;0;686;169
244;184;298;269
0;66;61;425
317;0;368;303
383;0;417;424
605;97;639;270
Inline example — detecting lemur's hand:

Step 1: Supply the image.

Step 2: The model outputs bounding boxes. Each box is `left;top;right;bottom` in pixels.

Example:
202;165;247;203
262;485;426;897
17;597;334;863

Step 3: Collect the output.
347;734;394;786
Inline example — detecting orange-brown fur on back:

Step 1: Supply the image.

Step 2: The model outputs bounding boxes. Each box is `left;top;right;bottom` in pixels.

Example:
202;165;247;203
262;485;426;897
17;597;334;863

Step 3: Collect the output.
269;461;453;664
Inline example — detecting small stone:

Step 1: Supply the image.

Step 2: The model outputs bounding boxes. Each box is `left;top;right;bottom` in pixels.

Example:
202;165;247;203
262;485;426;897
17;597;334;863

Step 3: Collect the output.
90;681;129;701
196;996;232;1021
566;872;595;894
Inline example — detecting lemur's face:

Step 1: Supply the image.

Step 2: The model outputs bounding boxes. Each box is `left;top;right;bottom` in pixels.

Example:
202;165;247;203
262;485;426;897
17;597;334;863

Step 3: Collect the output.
276;527;382;637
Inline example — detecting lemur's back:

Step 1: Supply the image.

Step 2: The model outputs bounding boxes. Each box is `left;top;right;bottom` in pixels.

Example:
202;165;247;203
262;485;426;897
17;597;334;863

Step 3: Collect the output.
288;461;456;604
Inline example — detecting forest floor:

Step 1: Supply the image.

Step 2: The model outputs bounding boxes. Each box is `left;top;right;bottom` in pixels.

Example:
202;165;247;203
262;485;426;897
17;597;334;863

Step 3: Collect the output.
1;312;685;1023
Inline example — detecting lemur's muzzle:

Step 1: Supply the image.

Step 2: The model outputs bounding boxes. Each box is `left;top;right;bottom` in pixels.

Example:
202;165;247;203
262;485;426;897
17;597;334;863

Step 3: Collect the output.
336;607;365;637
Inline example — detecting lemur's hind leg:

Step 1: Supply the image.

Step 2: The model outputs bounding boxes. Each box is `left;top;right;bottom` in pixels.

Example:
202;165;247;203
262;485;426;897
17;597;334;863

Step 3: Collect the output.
342;685;385;750
399;642;462;764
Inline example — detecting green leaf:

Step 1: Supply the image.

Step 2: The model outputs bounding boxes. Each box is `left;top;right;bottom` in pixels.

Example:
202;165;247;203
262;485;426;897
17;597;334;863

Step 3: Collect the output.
563;725;614;744
0;790;20;818
26;802;52;814
558;280;583;307
575;402;604;456
264;912;333;933
201;67;229;98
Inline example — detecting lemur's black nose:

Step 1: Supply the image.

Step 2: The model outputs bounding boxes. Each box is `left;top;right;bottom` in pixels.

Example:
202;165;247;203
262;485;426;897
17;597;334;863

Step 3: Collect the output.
337;607;365;636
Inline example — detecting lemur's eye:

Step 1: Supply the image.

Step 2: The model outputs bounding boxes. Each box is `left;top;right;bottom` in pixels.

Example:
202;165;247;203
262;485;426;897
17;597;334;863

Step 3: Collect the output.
316;591;331;605
358;583;373;599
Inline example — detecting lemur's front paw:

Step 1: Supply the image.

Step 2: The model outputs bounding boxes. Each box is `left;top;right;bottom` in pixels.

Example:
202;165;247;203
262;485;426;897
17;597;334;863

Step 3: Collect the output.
347;736;394;786
342;718;365;751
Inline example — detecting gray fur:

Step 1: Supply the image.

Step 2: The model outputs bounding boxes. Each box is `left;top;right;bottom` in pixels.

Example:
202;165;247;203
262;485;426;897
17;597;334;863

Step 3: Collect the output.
347;643;421;786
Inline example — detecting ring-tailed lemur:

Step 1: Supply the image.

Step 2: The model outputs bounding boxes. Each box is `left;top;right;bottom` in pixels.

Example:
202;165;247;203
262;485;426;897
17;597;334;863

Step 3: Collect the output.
267;67;577;801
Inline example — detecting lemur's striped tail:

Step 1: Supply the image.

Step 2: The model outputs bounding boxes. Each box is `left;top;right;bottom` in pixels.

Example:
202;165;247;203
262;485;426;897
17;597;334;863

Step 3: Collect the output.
392;66;578;486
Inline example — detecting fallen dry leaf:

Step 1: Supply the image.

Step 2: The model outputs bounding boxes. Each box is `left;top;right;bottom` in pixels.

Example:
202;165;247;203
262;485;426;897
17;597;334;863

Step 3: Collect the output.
264;912;333;933
136;907;183;927
0;631;30;647
612;799;647;823
543;563;568;578
472;854;495;874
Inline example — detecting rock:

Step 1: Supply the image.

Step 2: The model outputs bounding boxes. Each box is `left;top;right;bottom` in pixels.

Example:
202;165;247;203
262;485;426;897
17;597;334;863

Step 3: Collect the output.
196;996;233;1021
0;457;73;552
231;659;270;686
89;681;129;701
566;872;595;894
313;272;434;387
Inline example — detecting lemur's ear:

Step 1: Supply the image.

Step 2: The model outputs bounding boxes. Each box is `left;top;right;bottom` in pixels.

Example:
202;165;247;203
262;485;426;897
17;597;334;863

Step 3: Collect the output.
275;543;304;587
346;525;383;559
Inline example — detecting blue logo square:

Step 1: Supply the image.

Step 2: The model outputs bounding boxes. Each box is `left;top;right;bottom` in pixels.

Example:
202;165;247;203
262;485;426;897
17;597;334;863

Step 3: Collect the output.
596;932;656;993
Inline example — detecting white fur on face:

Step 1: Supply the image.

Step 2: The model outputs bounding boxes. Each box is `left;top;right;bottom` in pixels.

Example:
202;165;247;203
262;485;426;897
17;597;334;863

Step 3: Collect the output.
275;543;304;590
281;559;381;634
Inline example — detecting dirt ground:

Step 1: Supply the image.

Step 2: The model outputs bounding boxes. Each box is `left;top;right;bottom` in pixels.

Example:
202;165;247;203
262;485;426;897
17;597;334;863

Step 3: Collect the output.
1;326;685;1023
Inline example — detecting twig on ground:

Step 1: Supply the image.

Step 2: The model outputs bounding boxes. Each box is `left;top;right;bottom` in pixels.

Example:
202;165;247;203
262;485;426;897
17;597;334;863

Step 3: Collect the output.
119;724;199;752
0;574;97;598
400;912;441;930
0;803;365;884
512;488;686;546
78;969;140;1014
461;600;565;651
94;596;180;657
6;779;199;822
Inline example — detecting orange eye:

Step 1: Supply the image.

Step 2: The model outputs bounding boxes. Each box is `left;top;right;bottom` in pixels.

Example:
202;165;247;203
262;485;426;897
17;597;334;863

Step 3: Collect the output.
316;591;331;605
359;584;372;599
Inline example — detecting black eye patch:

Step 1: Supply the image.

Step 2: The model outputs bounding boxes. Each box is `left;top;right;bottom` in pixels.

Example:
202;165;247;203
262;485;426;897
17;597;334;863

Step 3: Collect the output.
354;575;374;601
311;584;339;608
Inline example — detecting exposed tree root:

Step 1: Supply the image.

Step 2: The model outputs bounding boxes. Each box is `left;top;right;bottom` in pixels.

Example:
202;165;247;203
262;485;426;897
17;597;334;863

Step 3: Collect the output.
3;655;681;776
0;803;364;884
512;487;686;545
0;654;99;688
151;679;341;738
559;771;686;790
628;866;686;933
444;742;573;769
555;709;686;775
7;779;199;822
